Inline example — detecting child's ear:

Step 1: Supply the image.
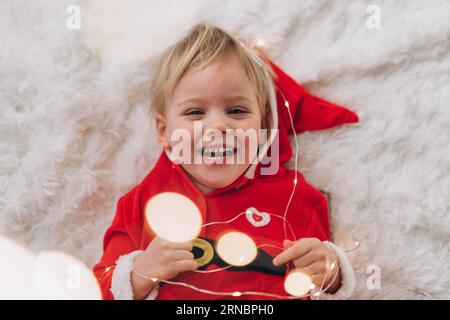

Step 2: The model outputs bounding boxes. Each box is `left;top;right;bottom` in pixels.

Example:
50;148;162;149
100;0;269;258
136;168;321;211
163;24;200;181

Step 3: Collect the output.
155;112;171;151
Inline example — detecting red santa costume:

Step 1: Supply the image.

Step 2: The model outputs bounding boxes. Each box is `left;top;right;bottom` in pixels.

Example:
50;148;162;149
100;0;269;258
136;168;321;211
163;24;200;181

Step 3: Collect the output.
93;57;359;300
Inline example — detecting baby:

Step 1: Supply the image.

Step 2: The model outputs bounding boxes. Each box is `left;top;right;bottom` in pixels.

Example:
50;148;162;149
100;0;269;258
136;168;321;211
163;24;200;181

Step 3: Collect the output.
93;23;356;300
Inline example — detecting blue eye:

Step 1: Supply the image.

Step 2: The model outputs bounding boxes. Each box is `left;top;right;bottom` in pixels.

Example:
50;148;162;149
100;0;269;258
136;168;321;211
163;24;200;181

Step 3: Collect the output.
228;107;247;114
185;109;204;116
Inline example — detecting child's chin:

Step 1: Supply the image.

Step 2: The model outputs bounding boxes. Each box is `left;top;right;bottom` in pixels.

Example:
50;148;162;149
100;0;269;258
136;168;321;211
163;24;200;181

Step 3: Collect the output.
183;163;248;189
201;176;237;189
198;170;241;189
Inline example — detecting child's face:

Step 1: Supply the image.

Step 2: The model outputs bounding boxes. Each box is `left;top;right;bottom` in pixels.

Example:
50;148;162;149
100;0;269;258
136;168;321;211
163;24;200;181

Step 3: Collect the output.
156;54;263;192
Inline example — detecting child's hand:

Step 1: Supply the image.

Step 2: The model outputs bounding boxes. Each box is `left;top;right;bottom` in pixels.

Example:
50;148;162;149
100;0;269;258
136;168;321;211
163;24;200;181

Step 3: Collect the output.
272;238;341;293
134;236;198;281
131;237;197;299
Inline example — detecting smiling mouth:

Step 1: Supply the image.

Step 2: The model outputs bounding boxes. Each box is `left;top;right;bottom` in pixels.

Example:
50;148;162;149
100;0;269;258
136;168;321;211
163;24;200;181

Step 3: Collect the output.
198;145;237;163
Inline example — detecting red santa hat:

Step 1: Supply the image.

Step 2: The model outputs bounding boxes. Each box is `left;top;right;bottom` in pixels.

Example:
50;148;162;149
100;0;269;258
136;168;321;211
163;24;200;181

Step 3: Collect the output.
254;50;359;167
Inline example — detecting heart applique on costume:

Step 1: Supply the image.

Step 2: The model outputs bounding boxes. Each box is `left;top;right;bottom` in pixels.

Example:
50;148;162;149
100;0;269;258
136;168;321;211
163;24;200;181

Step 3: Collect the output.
245;207;271;227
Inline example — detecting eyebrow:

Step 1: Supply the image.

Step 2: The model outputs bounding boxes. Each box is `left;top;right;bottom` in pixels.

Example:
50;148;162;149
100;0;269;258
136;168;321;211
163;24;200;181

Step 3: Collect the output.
177;95;253;106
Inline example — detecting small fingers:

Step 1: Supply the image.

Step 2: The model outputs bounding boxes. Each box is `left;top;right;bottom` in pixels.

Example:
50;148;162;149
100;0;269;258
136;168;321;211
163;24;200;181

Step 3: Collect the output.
273;238;317;266
174;259;198;273
157;237;193;251
292;252;318;269
170;241;194;251
291;264;316;279
172;250;195;261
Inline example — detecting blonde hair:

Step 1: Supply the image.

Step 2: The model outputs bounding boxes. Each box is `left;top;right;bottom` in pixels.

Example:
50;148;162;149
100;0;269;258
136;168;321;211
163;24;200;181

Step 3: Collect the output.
148;22;277;129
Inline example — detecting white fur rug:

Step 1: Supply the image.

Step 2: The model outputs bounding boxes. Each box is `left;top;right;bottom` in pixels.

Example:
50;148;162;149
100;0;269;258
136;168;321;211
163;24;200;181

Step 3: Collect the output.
1;0;449;299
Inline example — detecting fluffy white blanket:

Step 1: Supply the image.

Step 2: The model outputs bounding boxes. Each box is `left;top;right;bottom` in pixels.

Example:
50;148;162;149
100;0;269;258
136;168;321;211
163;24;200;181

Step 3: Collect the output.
1;0;449;299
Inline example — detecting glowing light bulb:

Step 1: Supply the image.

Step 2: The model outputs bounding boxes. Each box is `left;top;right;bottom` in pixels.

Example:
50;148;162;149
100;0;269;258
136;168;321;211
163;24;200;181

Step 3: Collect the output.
0;236;37;299
34;250;101;300
232;291;242;297
284;101;290;108
256;38;265;47
216;232;257;266
284;270;313;297
145;192;202;243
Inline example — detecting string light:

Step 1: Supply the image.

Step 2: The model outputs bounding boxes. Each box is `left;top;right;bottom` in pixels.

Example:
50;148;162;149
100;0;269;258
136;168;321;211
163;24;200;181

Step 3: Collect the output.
0;235;37;299
216;232;257;267
256;38;266;48
277;88;300;242
34;251;102;300
132;271;310;300
201;211;297;242
0;235;101;300
344;240;360;253
284;270;313;297
145;192;202;243
193;266;231;274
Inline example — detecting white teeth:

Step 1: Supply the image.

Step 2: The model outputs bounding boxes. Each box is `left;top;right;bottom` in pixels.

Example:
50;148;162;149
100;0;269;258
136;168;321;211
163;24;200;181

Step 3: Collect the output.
204;154;224;161
201;146;235;159
203;147;232;153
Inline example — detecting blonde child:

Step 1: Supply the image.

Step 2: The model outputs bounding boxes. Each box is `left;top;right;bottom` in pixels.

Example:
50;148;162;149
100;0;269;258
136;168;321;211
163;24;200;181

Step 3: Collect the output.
93;22;356;300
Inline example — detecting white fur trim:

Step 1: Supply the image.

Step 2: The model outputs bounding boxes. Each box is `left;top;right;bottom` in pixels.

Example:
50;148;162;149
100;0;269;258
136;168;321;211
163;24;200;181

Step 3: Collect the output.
318;241;356;300
110;250;159;300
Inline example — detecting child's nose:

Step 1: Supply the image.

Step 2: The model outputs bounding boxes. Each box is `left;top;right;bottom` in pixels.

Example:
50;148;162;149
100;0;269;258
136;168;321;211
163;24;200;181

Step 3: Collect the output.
204;112;230;133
